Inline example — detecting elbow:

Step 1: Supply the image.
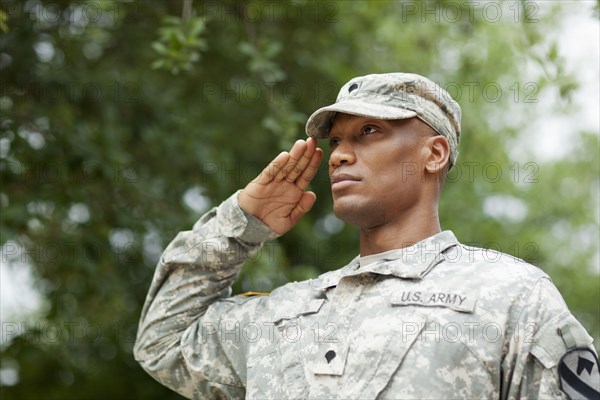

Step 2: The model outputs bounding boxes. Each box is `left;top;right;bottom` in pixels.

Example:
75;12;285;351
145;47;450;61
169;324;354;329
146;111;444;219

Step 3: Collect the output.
133;329;157;371
133;326;178;373
133;331;198;399
132;331;148;367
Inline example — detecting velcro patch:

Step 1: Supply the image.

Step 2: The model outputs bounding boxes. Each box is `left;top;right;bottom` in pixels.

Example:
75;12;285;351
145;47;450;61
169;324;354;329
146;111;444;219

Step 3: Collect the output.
558;348;600;400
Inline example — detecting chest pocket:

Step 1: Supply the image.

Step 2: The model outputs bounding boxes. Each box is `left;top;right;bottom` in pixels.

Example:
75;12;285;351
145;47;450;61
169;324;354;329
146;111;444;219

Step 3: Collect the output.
247;298;325;399
347;313;426;399
309;312;427;400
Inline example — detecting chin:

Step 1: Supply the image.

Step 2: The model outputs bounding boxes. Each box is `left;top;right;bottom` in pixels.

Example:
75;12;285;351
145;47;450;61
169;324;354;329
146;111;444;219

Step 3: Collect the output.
333;195;392;230
332;197;379;228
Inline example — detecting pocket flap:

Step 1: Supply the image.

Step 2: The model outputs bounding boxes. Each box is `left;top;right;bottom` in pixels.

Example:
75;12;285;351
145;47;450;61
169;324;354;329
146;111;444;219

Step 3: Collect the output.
266;298;325;324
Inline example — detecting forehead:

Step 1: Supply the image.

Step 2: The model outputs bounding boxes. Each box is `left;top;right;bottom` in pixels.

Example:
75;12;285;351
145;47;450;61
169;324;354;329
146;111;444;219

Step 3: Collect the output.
328;113;413;136
330;113;381;134
331;113;365;125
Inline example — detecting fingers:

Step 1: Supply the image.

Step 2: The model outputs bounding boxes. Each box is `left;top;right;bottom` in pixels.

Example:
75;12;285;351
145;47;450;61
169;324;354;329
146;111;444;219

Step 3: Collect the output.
275;140;307;182
255;138;323;187
255;151;290;185
284;138;317;183
295;147;323;190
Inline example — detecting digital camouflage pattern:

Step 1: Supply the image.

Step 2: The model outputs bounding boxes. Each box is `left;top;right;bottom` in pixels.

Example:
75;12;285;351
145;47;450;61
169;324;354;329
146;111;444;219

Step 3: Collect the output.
305;72;462;166
134;192;597;399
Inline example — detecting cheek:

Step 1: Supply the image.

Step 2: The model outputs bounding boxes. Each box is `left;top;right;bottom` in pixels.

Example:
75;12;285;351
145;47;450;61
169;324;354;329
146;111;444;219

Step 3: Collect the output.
374;170;413;190
363;147;421;184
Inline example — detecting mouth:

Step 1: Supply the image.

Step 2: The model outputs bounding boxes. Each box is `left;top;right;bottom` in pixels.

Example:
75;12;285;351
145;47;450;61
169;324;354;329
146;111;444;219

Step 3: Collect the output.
330;173;361;191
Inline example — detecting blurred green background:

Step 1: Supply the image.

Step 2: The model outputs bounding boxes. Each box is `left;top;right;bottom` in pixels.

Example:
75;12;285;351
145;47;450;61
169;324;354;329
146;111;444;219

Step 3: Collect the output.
1;0;598;398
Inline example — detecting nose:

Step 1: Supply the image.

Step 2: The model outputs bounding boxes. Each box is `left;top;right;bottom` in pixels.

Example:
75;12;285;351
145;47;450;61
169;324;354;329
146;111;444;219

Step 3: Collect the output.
329;143;356;170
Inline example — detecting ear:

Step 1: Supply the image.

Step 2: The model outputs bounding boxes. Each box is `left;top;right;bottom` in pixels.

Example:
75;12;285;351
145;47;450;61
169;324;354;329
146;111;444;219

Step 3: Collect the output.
424;135;450;174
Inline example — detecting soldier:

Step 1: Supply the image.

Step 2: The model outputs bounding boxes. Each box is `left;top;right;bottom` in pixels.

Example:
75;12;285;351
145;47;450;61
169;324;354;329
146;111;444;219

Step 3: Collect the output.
134;73;599;399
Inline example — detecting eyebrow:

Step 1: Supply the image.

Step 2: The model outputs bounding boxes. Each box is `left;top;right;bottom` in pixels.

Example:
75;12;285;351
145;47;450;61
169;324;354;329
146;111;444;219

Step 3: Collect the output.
329;117;390;136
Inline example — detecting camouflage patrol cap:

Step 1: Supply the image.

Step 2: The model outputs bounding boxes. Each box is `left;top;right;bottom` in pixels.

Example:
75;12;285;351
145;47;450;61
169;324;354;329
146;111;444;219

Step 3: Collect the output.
305;72;462;166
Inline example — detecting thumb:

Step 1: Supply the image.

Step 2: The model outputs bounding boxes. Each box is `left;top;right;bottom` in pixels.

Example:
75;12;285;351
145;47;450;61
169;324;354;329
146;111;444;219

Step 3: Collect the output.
290;191;317;225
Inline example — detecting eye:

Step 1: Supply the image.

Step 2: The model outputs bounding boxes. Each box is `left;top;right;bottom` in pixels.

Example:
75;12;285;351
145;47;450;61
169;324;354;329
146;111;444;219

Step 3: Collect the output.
329;137;341;148
361;125;377;135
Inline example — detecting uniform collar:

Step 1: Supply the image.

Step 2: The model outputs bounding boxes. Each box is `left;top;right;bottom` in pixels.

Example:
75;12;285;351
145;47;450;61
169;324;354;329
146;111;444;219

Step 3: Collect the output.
310;230;459;291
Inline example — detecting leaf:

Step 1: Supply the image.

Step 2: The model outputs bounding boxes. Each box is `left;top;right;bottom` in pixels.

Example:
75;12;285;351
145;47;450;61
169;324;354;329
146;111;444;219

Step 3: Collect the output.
151;42;168;55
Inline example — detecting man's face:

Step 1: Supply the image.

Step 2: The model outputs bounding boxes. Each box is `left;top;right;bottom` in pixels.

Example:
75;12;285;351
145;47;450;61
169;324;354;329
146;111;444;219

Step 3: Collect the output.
327;113;437;229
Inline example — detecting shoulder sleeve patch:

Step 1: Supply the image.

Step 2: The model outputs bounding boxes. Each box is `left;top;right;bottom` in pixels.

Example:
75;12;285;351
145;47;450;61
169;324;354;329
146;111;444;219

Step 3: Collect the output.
559;348;600;400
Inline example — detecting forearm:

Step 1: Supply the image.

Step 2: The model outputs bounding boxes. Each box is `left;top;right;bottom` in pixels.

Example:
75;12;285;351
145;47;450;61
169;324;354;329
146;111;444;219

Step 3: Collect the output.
133;191;277;396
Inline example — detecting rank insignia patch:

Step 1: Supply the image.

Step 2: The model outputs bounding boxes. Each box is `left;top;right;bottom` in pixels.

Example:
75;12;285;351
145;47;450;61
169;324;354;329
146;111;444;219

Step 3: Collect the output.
558;348;600;400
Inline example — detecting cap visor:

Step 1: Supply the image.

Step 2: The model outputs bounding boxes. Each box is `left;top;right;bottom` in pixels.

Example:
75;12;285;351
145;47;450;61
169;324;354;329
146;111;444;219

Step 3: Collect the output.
305;100;418;138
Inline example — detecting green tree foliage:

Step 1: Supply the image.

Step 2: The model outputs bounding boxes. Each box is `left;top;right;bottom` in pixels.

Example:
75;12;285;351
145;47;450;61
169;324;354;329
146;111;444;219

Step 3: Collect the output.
1;0;598;398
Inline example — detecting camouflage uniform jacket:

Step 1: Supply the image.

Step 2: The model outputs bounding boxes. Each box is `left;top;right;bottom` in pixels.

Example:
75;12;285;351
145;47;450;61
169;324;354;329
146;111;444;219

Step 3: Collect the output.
134;191;597;399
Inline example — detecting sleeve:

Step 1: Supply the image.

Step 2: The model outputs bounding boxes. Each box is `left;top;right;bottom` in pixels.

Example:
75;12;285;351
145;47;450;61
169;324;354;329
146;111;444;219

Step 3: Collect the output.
133;190;279;399
501;277;599;400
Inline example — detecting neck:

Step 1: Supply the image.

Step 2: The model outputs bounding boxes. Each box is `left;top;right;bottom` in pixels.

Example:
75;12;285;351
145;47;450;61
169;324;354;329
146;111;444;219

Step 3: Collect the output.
359;206;441;256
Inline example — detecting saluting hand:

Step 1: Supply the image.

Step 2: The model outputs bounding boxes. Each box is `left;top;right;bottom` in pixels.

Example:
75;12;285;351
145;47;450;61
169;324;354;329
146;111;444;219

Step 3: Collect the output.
238;138;323;235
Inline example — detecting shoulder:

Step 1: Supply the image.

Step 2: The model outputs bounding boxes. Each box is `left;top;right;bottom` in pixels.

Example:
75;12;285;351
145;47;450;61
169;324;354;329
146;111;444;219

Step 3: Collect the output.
215;261;353;323
250;260;359;322
438;242;572;324
443;242;550;285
